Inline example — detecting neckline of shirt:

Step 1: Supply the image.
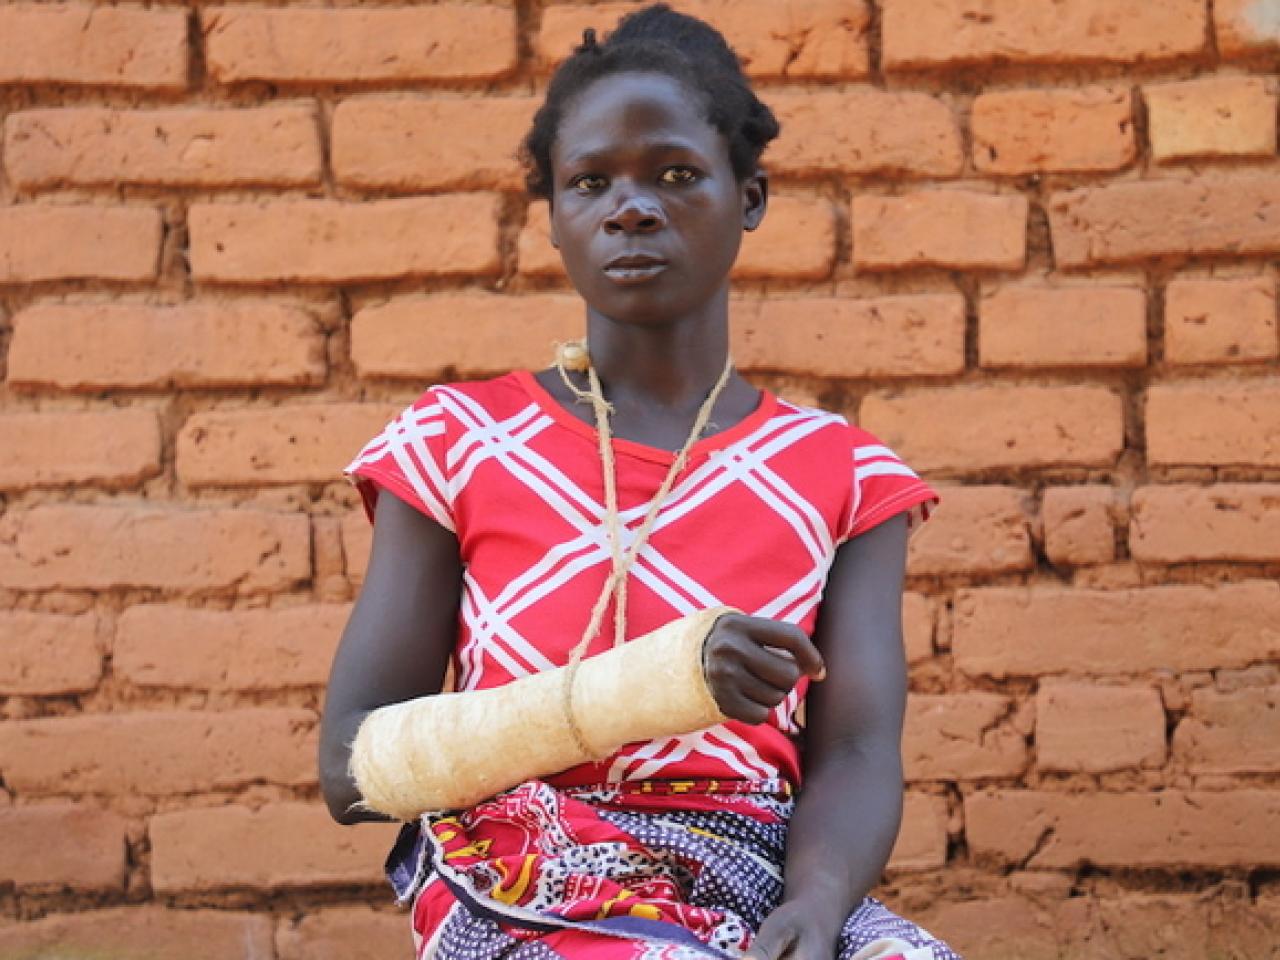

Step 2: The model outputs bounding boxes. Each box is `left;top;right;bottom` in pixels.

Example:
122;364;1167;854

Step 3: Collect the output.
511;368;779;466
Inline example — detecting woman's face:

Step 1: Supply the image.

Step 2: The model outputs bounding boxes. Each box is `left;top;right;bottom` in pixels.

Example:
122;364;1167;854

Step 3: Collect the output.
548;71;766;327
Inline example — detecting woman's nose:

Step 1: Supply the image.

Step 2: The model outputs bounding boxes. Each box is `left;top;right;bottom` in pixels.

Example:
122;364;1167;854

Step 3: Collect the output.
604;194;666;234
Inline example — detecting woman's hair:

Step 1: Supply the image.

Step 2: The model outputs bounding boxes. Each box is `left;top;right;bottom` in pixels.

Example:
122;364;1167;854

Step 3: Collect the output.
520;3;781;199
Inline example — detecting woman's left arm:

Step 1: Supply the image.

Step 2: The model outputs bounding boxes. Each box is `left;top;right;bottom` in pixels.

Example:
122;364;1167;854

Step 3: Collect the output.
749;512;911;960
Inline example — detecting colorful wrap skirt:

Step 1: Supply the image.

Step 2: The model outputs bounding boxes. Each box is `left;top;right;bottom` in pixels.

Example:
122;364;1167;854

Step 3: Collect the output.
384;779;961;960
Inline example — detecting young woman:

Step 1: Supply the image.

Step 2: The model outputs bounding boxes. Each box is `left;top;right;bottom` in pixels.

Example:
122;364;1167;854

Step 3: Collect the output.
319;6;958;959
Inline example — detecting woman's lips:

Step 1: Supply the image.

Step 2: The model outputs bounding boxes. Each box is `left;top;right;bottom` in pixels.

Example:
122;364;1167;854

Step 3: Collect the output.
603;255;668;284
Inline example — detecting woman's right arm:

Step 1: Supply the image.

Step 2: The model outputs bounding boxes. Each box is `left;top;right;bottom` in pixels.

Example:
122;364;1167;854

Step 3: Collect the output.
318;489;464;824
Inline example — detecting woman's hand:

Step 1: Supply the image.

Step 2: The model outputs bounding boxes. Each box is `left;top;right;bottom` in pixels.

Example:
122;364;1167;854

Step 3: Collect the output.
746;897;845;960
702;613;826;724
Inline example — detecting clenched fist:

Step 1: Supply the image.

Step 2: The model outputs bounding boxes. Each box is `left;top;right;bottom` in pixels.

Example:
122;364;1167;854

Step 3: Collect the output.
702;612;826;724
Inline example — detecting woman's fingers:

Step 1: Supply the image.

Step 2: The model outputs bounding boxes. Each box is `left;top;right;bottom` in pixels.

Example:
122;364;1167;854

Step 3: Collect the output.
720;614;826;680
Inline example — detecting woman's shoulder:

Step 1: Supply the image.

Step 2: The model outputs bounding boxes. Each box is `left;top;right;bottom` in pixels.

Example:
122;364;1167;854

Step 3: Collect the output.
402;370;533;418
768;392;876;447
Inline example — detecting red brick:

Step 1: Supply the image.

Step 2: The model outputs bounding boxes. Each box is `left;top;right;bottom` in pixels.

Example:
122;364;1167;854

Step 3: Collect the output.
979;284;1147;369
735;294;964;379
972;86;1136;174
904;693;1028;781
0;3;187;90
342;510;372;586
1049;176;1280;268
0;708;317;796
1130;484;1280;563
277;907;411;960
0;205;161;283
1173;685;1280;774
333;96;538;192
1042;486;1118;567
537;1;870;80
1035;680;1166;773
1145;76;1278;163
1146;381;1280;467
852;191;1027;272
519;196;838;281
0;410;160;490
953;583;1280;678
902;592;935;665
1216;0;1280;56
0;611;101;696
965;790;1280;869
203;6;517;84
911;898;1063;960
150;802;398;892
767;90;962;178
5;106;322;191
861;386;1123;473
0;803;126;892
0;504;310;592
882;0;1206;70
906;486;1033;577
887;793;948;872
189;196;500;284
115;604;350;691
352;294;582;380
0;908;274;958
1164;276;1278;365
8;300;328;391
176;403;397;487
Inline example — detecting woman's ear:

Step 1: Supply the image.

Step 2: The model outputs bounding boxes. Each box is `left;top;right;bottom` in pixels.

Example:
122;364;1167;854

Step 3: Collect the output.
743;171;768;233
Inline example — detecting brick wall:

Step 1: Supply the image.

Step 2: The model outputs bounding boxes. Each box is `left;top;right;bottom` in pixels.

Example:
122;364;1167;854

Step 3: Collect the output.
2;1;1279;957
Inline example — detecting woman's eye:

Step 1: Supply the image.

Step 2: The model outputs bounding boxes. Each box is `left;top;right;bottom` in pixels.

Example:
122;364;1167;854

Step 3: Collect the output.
659;167;699;185
570;174;606;194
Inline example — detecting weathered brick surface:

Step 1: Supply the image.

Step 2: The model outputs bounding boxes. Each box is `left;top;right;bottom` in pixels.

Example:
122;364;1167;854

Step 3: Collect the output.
972;86;1135;174
1042;486;1117;567
1035;681;1167;773
903;694;1027;781
1146;381;1280;467
735;295;964;378
8;301;328;390
519;196;839;281
203;6;517;84
1144;76;1278;163
352;294;582;380
176;403;397;487
0;909;275;958
953;583;1280;677
861;386;1123;473
537;1;870;79
0;708;317;795
881;0;1206;70
966;790;1280;868
0;505;310;591
1173;685;1280;774
189;196;501;284
906;486;1033;577
0;804;126;892
887;794;948;872
902;592;934;664
0;3;187;89
1164;276;1278;366
342;510;373;585
333;96;538;192
0;410;161;490
852;191;1027;272
766;90;962;178
5;106;322;190
276;907;411;960
1216;0;1280;56
115;604;350;691
1130;484;1280;563
979;284;1147;368
0;611;101;696
0;205;161;283
150;803;398;892
1049;176;1280;268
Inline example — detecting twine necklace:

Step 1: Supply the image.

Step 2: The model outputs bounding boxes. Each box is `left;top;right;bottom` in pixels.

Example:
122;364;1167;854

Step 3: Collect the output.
553;339;734;756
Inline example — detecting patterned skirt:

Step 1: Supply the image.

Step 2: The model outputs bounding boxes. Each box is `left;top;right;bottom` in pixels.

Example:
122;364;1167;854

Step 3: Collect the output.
383;779;960;959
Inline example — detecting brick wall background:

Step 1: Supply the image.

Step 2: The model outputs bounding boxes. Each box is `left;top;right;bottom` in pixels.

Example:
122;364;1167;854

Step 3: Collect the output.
1;1;1279;957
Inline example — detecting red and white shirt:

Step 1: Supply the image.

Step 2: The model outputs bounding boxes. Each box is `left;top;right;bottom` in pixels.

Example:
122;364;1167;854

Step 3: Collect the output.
345;370;936;788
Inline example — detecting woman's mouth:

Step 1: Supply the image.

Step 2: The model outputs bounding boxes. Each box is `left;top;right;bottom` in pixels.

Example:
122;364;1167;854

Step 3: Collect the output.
603;255;668;284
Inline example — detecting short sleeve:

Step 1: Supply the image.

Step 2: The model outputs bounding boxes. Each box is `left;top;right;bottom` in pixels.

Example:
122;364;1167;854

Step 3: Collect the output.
838;427;939;543
342;389;454;532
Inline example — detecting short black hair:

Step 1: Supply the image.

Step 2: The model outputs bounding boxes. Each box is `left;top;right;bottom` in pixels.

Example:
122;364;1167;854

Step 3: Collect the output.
520;3;781;200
